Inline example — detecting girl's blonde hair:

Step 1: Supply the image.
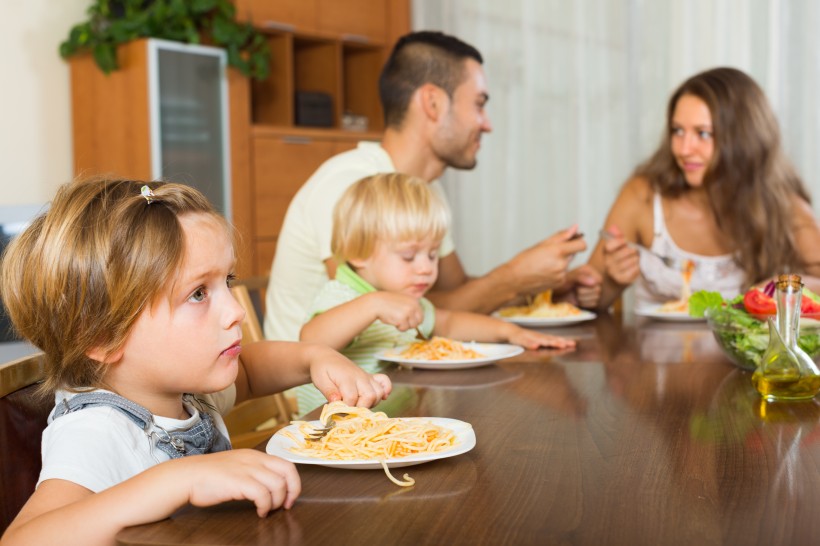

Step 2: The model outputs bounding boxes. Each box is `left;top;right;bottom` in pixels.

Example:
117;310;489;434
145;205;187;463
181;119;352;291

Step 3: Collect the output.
0;177;228;394
331;173;450;263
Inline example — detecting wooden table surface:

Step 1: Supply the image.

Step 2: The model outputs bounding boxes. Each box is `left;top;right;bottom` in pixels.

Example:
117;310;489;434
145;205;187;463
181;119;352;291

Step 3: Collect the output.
116;314;820;545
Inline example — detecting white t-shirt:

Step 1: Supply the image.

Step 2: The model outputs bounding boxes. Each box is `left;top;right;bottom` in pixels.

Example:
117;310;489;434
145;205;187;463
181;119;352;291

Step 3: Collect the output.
264;141;456;342
38;385;236;493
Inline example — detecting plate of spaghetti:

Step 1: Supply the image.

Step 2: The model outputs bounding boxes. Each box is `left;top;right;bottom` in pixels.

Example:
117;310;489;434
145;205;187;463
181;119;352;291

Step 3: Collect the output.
377;336;524;369
494;290;596;327
267;402;476;486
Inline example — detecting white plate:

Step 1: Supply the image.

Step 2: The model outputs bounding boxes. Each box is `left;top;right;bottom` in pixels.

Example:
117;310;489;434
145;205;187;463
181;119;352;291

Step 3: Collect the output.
492;309;597;327
377;342;524;369
635;308;705;322
266;417;476;469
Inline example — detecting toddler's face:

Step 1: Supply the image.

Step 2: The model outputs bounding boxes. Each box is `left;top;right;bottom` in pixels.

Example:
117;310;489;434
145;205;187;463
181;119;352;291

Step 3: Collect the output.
108;213;245;412
353;237;440;298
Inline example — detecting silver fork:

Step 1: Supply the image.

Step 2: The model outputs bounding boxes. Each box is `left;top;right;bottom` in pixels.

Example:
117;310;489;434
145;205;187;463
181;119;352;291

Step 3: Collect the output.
305;411;349;441
598;230;676;268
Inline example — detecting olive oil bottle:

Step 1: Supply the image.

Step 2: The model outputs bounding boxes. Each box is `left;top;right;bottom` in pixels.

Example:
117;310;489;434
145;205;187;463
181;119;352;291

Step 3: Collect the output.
752;274;820;401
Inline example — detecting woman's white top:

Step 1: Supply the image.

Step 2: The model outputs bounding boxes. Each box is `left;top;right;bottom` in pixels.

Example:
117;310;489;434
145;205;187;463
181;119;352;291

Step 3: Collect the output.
633;193;746;311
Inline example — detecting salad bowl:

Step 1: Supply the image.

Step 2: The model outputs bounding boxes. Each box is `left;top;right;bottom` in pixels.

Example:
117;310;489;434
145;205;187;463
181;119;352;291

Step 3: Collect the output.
705;307;820;371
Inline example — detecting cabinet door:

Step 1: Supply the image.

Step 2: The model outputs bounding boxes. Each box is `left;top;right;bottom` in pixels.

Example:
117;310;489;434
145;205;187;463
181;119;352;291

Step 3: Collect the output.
234;0;318;31
252;135;337;239
317;0;387;43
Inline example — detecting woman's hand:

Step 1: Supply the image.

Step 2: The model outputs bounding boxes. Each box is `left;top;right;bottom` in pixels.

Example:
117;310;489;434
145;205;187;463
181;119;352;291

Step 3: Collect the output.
602;225;640;286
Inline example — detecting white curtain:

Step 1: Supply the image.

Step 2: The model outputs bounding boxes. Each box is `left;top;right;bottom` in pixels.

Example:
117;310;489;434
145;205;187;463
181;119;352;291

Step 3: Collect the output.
413;0;820;276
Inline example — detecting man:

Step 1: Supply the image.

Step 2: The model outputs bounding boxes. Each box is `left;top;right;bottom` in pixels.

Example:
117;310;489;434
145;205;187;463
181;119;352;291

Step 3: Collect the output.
265;30;600;341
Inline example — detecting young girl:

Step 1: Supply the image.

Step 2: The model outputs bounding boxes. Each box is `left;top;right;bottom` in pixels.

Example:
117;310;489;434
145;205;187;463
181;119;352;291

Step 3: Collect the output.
0;178;391;545
295;173;576;413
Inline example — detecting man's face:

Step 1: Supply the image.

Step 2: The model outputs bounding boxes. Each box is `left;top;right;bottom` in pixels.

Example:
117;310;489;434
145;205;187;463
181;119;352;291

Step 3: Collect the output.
432;59;492;170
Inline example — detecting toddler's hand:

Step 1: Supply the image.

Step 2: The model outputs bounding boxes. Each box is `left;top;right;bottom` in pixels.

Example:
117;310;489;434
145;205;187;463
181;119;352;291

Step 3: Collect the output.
508;326;576;351
602;226;640;286
367;292;425;332
182;450;300;516
308;345;392;407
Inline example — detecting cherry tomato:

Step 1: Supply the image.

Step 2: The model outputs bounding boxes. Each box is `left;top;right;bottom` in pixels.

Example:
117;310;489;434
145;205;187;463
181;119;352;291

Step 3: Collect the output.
743;289;776;315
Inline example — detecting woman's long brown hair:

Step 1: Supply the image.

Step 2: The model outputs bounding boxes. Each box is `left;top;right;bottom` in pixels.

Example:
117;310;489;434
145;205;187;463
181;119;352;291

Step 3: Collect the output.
635;67;810;286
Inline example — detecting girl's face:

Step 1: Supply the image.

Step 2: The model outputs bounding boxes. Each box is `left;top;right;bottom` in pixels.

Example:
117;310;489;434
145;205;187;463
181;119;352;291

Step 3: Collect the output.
351;237;440;298
106;213;245;417
670;94;715;187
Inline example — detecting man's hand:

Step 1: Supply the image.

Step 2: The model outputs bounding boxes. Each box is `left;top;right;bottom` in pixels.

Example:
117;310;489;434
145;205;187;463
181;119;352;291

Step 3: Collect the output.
555;264;603;308
505;226;587;295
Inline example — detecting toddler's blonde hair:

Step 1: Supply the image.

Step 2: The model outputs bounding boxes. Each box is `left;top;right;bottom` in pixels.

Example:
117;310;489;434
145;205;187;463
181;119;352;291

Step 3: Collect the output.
331;173;450;263
0;177;229;394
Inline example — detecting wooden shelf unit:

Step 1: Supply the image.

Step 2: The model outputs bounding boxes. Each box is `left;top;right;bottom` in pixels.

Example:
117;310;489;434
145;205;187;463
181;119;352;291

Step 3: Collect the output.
236;0;410;276
70;1;410;277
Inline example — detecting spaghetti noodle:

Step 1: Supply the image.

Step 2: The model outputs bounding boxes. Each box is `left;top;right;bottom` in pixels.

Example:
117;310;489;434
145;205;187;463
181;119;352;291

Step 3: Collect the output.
659;259;696;313
497;290;582;318
285;402;460;486
393;336;484;360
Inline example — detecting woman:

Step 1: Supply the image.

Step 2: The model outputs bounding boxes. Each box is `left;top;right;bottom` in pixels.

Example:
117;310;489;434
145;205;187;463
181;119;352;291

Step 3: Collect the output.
588;67;820;311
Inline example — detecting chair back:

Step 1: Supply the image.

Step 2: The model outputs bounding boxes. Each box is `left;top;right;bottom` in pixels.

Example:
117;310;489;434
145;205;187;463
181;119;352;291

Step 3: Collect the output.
225;281;294;448
0;352;49;533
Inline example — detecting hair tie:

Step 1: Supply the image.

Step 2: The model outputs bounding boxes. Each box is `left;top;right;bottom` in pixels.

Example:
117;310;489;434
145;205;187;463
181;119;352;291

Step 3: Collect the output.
141;185;156;204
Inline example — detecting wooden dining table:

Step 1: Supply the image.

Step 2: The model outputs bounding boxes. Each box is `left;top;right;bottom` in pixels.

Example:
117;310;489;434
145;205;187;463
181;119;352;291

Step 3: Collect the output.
116;313;820;545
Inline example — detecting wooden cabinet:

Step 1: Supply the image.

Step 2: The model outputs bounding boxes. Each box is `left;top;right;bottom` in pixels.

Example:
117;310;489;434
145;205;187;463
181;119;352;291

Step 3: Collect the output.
238;0;410;276
71;1;411;277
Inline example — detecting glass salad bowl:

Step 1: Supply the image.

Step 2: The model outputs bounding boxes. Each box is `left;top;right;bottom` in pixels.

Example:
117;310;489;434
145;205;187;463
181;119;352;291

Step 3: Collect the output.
705;307;820;371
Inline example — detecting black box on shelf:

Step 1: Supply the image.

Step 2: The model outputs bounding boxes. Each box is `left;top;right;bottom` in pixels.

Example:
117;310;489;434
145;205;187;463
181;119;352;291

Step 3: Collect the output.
295;91;334;127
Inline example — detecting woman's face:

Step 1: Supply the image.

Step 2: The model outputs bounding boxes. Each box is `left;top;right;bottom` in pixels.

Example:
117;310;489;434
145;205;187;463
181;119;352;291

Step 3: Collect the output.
670;94;715;187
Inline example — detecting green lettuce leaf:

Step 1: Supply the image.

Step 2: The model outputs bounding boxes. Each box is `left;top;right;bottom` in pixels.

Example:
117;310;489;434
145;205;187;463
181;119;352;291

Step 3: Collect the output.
688;291;725;317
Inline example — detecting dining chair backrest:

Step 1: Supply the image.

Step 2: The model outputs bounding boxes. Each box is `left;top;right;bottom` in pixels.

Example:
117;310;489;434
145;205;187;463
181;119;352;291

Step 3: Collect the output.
0;352;49;533
224;281;295;448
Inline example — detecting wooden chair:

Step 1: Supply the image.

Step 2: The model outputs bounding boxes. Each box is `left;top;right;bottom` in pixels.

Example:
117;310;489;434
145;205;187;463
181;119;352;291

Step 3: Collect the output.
224;282;295;448
0;352;49;533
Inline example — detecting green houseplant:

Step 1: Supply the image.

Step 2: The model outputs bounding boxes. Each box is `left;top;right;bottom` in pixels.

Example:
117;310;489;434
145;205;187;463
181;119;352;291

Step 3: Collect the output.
60;0;270;79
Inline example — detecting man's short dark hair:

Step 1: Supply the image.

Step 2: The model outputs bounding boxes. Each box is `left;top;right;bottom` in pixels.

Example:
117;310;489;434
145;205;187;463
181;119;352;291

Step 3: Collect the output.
379;31;483;128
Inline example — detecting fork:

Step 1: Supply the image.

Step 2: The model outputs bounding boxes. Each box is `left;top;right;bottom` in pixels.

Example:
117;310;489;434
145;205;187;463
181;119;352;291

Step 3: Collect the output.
305;411;350;441
598;230;676;268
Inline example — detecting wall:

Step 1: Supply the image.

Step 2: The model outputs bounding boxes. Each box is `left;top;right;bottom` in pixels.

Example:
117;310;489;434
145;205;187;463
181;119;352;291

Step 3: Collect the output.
0;0;89;206
415;0;820;276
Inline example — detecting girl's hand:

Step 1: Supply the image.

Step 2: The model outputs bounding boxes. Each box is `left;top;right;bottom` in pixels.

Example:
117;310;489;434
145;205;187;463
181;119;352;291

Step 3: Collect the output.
507;325;576;350
307;344;392;407
183;450;301;516
365;292;425;332
602;225;640;286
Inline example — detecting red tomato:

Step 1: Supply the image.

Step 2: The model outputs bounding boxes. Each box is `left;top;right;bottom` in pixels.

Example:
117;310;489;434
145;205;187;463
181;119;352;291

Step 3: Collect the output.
743;289;776;315
801;296;820;316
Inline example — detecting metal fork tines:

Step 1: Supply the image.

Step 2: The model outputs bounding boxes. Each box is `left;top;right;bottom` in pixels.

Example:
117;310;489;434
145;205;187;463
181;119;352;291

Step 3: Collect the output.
305;412;349;441
598;230;676;268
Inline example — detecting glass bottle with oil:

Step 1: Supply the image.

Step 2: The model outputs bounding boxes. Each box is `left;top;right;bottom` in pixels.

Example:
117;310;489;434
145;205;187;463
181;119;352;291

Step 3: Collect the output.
752;274;820;401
